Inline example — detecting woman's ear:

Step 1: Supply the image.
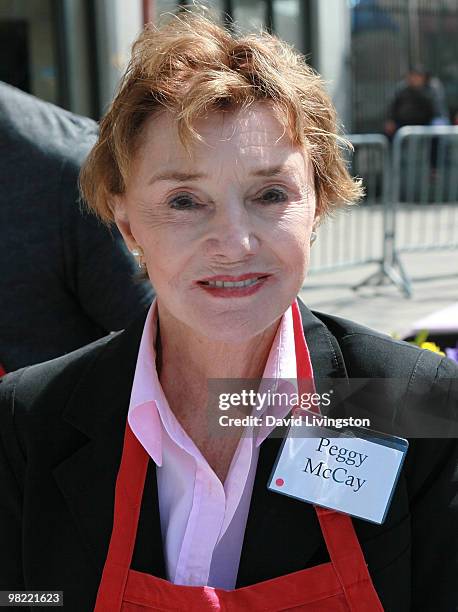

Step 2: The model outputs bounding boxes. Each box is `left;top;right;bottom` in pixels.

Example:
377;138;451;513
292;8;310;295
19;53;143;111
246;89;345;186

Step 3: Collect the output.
111;195;137;251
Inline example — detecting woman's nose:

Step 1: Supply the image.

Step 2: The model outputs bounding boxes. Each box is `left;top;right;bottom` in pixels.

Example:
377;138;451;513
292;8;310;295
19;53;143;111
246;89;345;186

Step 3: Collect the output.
204;199;260;261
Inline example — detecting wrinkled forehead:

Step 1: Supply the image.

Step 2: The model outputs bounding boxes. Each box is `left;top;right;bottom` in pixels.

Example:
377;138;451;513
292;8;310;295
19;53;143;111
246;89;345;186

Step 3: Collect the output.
134;103;312;178
192;105;289;148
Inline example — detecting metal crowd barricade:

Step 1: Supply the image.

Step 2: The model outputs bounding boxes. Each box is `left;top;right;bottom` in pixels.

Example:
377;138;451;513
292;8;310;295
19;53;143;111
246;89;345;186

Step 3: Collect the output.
388;125;458;296
308;126;458;298
308;133;390;278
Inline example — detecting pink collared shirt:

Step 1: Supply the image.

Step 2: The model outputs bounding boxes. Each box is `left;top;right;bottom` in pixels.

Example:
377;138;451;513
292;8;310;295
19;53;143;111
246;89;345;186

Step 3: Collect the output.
127;300;297;589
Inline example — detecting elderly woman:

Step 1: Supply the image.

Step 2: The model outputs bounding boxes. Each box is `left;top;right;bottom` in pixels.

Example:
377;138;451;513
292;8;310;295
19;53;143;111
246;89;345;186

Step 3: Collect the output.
0;13;456;612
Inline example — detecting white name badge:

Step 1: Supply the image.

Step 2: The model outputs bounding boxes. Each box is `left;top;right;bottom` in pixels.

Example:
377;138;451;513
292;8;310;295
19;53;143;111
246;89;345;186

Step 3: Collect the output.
268;423;408;524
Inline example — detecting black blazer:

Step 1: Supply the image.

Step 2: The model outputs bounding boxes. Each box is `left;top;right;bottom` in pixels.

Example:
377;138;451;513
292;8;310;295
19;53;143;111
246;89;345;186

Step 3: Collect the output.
0;301;457;612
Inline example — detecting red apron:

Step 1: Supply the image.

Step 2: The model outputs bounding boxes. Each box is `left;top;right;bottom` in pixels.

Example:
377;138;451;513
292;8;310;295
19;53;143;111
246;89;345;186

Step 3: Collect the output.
94;301;384;611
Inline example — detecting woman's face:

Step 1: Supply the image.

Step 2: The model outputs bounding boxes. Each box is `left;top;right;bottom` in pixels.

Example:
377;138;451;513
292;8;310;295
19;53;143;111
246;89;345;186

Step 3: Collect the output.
114;103;317;343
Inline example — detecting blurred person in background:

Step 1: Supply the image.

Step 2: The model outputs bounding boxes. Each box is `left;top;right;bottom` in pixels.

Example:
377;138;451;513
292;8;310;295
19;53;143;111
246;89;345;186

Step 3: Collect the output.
0;82;154;374
384;66;436;136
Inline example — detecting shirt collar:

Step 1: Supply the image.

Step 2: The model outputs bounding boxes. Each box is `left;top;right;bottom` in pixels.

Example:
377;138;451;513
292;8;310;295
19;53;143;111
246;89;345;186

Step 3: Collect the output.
127;299;163;465
254;305;298;446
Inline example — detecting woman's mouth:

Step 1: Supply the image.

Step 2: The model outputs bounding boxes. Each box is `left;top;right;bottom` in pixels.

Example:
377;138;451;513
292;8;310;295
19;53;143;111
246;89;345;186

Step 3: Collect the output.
196;274;271;297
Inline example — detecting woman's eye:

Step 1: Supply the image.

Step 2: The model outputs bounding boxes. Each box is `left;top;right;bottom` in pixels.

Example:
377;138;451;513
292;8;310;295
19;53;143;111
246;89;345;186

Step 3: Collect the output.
168;193;200;210
256;188;288;204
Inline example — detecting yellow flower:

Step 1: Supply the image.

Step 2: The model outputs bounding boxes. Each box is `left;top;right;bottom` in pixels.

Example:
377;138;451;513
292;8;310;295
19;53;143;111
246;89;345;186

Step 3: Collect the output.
419;341;445;356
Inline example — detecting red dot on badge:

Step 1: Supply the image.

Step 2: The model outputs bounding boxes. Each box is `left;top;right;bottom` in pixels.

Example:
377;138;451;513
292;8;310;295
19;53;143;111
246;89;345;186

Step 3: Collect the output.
276;478;284;487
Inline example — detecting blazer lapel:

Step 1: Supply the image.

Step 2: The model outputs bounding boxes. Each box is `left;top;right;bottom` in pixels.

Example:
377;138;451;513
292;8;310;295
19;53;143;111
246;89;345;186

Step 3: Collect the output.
52;311;165;579
236;300;349;587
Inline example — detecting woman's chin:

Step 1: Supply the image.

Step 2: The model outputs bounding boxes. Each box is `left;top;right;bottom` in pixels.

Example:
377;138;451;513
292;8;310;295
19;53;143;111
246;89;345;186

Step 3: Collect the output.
185;310;281;345
158;284;298;344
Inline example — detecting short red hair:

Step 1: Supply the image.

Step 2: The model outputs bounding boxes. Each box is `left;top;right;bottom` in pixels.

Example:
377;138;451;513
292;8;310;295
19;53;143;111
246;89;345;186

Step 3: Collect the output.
80;11;362;222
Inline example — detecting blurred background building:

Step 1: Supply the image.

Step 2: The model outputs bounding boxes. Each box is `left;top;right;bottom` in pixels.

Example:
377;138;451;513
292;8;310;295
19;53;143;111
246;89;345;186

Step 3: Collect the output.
1;0;457;132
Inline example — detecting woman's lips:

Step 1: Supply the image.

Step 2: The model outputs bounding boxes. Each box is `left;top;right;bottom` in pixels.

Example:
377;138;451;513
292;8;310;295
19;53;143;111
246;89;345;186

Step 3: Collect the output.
196;273;271;297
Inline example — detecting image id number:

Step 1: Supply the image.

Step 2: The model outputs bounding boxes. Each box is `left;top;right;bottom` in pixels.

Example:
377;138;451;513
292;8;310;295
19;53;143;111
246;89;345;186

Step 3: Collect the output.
0;591;63;607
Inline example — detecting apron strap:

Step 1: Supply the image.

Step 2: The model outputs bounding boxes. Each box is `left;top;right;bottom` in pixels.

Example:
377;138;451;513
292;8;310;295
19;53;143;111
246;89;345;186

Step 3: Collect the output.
94;422;149;611
315;507;384;610
293;300;383;609
292;299;319;413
